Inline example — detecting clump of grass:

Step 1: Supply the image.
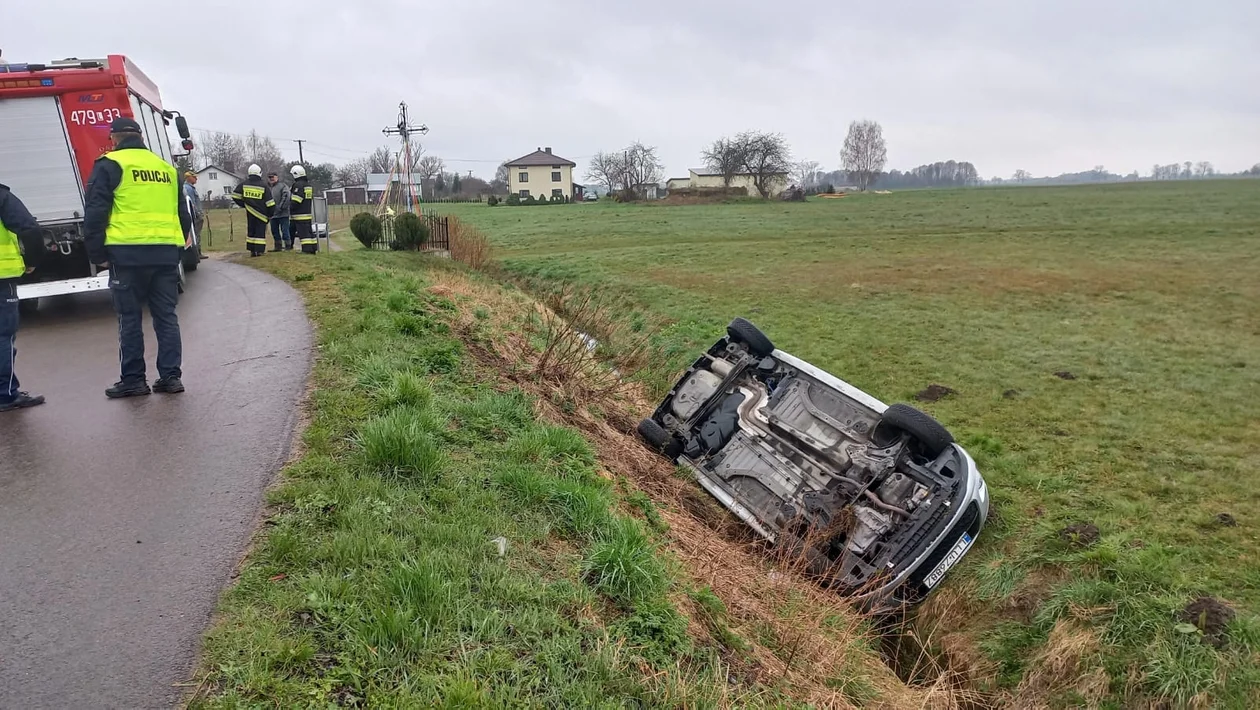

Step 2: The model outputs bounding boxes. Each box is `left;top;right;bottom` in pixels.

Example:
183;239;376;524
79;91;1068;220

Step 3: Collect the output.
357;407;446;481
377;370;433;410
582;518;668;607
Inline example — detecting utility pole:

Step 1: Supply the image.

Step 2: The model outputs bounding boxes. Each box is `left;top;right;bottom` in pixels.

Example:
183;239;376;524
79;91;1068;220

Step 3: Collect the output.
382;101;428;212
293;139;306;165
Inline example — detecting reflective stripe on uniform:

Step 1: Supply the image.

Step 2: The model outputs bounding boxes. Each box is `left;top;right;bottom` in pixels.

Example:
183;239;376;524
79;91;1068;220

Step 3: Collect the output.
0;217;25;279
246;236;267;245
244;205;269;222
103;148;183;248
291;214;313;221
291;193;303;203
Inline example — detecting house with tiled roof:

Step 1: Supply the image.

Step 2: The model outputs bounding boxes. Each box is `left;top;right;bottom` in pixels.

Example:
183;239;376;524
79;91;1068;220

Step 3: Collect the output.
506;147;577;201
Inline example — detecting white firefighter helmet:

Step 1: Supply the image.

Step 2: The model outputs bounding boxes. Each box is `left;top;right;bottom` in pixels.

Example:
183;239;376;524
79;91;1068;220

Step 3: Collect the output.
247;164;262;177
290;164;306;178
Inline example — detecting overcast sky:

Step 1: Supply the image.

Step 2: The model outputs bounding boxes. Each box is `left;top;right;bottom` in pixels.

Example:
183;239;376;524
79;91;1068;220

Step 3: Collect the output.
6;1;1258;180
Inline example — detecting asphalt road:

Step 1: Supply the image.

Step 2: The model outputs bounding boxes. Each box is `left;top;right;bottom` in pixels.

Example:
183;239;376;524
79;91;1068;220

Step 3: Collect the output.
0;259;311;709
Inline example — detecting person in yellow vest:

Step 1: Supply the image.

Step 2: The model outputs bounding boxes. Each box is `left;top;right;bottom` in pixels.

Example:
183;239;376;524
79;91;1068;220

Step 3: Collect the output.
83;117;192;399
288;164;318;254
230;164;274;257
0;184;46;411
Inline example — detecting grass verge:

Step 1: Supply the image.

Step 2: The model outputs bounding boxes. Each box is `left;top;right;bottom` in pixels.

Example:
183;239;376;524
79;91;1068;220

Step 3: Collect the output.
188;249;942;708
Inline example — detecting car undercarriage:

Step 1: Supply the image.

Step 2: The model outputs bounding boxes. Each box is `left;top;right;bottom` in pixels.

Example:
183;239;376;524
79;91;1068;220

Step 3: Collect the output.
638;319;989;609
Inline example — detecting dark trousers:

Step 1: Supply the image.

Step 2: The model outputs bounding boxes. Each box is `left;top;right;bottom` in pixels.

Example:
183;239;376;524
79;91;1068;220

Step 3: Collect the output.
293;220;317;253
270;216;291;249
246;217;268;256
0;280;20;401
109;265;182;383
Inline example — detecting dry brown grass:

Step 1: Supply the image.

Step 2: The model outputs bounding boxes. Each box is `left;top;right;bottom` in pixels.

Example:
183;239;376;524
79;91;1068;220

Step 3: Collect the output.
424;268;987;709
446;215;493;269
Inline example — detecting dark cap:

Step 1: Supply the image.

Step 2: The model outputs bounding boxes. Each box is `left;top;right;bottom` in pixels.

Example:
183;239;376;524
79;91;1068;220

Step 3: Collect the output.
109;117;143;135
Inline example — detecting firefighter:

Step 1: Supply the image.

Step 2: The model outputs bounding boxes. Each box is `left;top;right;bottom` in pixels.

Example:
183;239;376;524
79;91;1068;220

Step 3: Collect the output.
83;117;192;399
231;164;274;256
0;184;46;412
289;164;318;254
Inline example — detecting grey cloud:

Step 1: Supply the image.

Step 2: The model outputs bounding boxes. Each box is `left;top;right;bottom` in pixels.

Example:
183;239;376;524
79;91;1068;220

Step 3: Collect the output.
6;0;1257;179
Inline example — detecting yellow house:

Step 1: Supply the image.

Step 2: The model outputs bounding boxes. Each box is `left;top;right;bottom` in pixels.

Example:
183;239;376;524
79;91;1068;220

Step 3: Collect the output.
507;147;576;200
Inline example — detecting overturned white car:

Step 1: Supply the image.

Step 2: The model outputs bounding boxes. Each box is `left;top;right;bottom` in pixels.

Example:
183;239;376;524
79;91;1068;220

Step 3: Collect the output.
637;319;989;610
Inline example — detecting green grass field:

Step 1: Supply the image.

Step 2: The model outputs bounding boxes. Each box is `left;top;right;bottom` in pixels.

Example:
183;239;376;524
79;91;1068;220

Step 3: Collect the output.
435;181;1260;707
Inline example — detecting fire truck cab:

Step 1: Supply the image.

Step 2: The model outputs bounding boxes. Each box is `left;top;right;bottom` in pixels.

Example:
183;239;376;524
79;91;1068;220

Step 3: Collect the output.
0;55;199;312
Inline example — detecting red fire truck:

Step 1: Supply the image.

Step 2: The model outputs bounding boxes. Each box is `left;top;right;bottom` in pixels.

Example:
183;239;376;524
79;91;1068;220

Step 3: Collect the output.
0;55;200;313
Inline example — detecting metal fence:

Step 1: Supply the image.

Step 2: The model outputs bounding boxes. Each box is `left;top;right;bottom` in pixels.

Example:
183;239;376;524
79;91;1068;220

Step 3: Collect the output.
367;209;450;252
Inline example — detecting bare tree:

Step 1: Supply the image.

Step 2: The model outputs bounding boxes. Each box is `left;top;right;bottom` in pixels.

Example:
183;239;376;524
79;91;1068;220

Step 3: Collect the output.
622;142;663;198
1194;161;1214;178
490;162;510;194
841;120;888;191
364;145;394;174
335;158;370;187
585;151;625;195
245;130;285;177
792;160;821;188
701;137;748;188
198;131;246;176
736;131;792;198
1012;169;1031;182
416;155;445;182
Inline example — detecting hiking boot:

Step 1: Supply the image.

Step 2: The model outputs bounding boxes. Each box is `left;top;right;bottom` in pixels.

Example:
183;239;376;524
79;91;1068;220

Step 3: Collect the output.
106;380;151;399
0;392;46;412
153;377;185;394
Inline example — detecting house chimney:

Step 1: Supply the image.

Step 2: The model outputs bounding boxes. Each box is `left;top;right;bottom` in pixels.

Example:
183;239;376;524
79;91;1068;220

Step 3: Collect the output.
545;147;552;154
536;146;541;152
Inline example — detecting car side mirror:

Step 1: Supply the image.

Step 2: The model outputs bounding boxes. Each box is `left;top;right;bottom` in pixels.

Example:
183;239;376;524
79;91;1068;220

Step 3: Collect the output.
175;116;190;140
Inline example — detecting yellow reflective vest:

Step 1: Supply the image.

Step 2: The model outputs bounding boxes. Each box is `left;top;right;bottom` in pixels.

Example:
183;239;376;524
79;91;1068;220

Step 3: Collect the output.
102;148;184;248
0;216;25;279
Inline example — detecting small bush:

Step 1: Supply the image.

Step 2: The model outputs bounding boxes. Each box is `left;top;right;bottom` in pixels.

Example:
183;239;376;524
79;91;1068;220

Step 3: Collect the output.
823;183;836;194
393;212;430;250
350;212;383;248
487;195;500;207
524;195;537;206
505;194;521;206
448;216;493;269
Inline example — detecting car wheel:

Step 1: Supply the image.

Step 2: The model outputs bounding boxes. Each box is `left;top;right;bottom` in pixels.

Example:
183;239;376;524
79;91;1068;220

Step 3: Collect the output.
182;244;200;272
881;404;954;458
17;298;39;317
726;317;775;357
637;418;676;455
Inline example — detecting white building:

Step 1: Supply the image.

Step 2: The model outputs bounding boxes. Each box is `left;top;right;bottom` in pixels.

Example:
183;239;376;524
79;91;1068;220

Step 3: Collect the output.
192;164;243;201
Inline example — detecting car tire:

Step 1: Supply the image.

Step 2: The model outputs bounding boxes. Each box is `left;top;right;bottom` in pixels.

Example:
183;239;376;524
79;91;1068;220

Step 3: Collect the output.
182;245;200;272
17;298;38;317
727;317;775;357
637;418;676;456
881;404;954;458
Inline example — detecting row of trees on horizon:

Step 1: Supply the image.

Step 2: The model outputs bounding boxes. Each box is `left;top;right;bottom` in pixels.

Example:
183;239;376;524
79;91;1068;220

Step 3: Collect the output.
182;127;1260;200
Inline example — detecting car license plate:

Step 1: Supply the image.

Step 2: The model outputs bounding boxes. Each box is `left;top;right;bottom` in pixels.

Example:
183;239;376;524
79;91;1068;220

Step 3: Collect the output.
923;532;973;589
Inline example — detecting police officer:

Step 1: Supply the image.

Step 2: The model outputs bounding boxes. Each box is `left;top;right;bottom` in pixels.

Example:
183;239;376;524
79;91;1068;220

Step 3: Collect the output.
0;184;45;412
289;165;318;254
84;117;192;399
231;165;274;256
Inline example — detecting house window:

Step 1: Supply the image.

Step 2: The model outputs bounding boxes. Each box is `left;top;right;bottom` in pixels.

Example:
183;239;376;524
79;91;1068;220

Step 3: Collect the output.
518;172;529;183
519;189;530;198
552;188;563;198
223;186;232;195
552;171;562;182
208;172;218;180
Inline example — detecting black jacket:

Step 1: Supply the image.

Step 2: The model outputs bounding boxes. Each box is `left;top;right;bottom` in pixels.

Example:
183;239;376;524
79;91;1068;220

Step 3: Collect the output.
83;135;192;267
289;177;313;219
0;184;44;272
230;175;275;225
